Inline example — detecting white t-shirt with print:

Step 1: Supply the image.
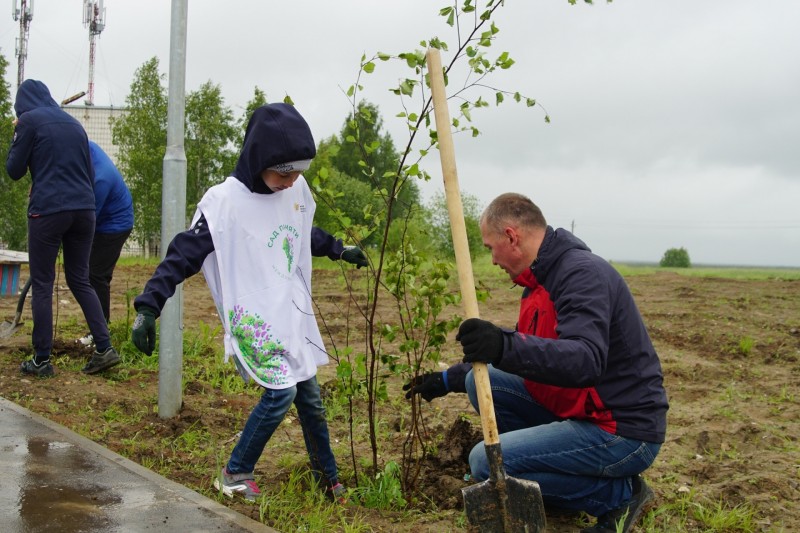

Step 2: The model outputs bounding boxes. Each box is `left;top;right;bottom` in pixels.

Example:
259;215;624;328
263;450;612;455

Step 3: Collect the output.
196;175;327;389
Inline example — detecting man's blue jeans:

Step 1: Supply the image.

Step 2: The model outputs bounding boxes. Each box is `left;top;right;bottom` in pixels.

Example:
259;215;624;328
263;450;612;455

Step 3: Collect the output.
465;366;661;517
227;376;339;486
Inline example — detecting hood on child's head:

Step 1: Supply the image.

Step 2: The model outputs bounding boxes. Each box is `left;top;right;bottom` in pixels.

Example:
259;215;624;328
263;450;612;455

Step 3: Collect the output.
232;103;316;192
14;79;59;117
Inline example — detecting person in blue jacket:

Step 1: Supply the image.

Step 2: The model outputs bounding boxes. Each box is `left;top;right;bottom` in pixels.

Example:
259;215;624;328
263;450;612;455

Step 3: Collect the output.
405;193;668;533
130;103;367;504
77;141;134;346
5;79;120;377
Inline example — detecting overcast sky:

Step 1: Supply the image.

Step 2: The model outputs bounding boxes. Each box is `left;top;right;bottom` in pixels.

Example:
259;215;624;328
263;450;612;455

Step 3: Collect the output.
2;1;798;267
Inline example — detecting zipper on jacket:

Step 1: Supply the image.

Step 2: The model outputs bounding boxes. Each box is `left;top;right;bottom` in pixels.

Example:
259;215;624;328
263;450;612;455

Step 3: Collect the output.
527;309;539;335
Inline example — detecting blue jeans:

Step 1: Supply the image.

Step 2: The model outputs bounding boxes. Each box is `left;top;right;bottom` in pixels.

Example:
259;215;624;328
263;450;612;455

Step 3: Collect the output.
465;366;661;517
227;376;339;486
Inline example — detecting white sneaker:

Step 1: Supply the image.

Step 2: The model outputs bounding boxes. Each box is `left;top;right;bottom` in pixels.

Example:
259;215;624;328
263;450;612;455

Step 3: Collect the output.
77;333;94;347
213;468;261;501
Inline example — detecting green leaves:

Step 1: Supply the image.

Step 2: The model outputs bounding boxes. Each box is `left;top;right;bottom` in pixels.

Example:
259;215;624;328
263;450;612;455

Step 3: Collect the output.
184;81;237;216
660;247;692;268
460;102;472;122
496;51;515;69
398;51;424;69
478;23;499;47
112;57;168;250
0;54;27;248
439;6;455;26
395;79;418;97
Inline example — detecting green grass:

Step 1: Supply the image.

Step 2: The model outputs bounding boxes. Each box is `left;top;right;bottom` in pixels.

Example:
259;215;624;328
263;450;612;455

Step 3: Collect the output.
116;255;161;267
92;249;800;282
611;262;800;281
691;498;758;531
253;469;370;533
641;487;765;532
354;461;407;510
737;336;755;356
472;255;800;282
313;248;800;288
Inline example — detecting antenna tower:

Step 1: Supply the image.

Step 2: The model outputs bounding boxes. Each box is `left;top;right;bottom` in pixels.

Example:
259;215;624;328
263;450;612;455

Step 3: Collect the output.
11;0;34;90
83;0;106;105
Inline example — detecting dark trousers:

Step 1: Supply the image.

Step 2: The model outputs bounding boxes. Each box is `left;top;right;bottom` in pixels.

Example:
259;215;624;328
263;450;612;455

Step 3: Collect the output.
89;229;132;322
28;210;110;360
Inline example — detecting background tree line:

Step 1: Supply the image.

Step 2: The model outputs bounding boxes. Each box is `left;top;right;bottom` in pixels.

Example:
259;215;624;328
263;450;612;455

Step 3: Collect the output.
0;53;483;258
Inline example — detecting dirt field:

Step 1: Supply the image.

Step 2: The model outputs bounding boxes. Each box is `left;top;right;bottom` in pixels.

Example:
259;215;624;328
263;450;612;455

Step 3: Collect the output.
1;264;798;532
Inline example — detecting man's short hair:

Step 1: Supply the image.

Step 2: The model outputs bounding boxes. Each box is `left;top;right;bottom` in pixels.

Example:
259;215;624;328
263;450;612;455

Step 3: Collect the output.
481;193;547;234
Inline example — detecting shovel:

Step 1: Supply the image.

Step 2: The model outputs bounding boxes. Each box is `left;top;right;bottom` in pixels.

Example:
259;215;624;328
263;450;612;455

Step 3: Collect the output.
0;277;32;338
426;48;546;533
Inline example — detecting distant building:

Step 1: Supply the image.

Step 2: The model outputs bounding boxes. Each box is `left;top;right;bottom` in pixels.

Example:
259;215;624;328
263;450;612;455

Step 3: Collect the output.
61;104;128;163
60;104;146;256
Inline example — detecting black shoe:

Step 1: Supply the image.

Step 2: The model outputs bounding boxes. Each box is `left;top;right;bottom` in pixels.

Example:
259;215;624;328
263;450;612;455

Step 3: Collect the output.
581;475;654;533
82;347;121;374
20;359;55;378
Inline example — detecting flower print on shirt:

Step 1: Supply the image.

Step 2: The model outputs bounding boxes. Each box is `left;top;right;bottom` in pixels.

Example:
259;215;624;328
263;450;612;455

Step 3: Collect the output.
229;304;290;386
282;235;294;272
267;223;300;279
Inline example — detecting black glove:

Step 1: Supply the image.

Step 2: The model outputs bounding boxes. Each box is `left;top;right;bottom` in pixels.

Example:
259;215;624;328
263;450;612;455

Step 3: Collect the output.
456;317;505;365
340;246;368;268
131;306;158;355
403;372;448;402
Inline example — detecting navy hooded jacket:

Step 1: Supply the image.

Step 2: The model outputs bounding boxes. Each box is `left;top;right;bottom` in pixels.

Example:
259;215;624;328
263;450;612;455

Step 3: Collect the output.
134;103;344;315
6;79;95;217
446;227;668;443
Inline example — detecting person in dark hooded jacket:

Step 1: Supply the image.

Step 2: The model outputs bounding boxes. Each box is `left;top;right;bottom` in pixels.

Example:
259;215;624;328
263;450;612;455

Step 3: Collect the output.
130;103;366;503
405;193;668;533
5;79;121;377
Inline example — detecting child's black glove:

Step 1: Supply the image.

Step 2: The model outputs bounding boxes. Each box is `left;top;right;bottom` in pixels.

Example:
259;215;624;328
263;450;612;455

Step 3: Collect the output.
340;246;368;268
403;372;448;402
132;306;158;355
456;317;505;365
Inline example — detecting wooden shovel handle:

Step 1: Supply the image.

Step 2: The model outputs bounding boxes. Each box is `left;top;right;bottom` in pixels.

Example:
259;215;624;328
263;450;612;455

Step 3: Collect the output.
426;48;500;447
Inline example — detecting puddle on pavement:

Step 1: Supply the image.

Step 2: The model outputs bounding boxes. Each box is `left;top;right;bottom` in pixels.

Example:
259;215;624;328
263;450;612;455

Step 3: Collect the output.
17;436;122;532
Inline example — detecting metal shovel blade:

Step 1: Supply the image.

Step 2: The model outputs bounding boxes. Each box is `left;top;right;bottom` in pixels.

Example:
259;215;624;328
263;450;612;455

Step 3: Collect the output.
0;318;23;338
0;278;31;338
463;476;546;533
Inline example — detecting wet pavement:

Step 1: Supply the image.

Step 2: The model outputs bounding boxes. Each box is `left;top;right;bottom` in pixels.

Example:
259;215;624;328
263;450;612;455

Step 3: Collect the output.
0;396;277;533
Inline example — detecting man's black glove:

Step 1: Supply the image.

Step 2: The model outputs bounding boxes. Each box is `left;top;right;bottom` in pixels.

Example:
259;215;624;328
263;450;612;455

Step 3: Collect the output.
403;372;448;402
456;317;505;365
131;306;158;355
340;246;368;268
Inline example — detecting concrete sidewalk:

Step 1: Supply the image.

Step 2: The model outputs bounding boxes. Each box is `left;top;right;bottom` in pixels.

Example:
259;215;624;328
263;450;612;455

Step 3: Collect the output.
0;396;278;533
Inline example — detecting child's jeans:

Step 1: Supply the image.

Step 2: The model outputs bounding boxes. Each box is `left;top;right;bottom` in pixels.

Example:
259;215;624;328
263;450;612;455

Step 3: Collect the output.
227;375;339;485
465;365;660;517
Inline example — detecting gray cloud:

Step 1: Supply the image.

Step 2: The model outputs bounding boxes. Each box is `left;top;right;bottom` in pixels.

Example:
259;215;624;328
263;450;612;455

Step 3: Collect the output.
4;0;798;266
